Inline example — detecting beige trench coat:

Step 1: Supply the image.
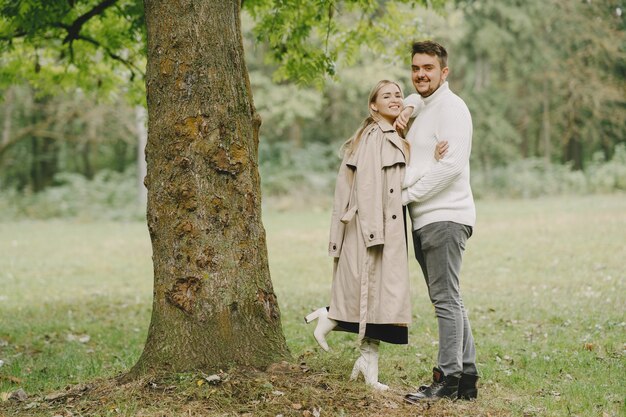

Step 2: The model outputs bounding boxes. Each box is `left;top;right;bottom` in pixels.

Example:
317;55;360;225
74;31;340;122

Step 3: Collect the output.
327;120;411;340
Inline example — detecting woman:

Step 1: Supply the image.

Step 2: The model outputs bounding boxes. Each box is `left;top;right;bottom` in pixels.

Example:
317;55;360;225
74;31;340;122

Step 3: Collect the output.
305;80;430;391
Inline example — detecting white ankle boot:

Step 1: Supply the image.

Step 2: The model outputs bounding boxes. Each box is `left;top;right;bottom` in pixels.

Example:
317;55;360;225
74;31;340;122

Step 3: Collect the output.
350;338;389;391
304;307;337;352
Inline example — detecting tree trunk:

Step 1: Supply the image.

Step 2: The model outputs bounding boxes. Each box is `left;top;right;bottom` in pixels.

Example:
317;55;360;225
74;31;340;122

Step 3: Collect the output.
130;0;290;377
542;78;551;166
135;105;147;206
30;137;41;191
81;141;94;179
288;120;302;147
565;136;584;170
40;137;59;188
1;87;13;153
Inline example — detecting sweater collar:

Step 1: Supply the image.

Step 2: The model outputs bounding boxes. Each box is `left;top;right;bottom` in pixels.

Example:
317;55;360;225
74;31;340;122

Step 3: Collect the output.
422;81;449;106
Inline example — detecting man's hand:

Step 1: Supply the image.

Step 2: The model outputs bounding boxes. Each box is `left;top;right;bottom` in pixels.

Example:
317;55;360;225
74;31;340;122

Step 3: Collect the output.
394;106;414;131
435;140;449;161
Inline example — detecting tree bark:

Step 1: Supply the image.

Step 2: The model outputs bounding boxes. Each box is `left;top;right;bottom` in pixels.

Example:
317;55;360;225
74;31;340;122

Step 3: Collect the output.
542;78;551;166
135;105;147;206
130;0;290;376
1;87;13;151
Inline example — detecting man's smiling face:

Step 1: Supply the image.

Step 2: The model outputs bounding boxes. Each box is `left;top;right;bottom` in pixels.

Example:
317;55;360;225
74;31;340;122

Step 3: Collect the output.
411;53;448;98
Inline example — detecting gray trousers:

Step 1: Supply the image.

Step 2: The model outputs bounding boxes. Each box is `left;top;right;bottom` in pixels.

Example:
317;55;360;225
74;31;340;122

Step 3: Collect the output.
412;221;478;378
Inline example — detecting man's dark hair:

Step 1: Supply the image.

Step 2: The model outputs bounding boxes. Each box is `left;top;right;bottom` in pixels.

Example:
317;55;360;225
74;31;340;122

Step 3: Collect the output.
412;40;448;68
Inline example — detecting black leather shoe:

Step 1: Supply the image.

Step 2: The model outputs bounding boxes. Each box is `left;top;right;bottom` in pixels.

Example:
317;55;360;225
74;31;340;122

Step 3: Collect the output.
404;367;460;403
457;373;479;400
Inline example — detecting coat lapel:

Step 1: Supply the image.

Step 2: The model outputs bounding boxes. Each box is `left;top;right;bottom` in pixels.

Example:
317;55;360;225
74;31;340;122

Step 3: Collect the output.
374;120;407;167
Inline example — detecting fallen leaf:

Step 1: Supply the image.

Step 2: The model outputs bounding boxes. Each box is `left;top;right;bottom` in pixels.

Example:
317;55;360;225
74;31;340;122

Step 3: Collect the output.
384;400;399;409
583;343;595;351
266;361;294;373
0;375;22;384
291;403;302;410
44;392;67;401
196;379;204;386
204;374;221;385
24;401;39;409
66;334;90;343
9;388;28;402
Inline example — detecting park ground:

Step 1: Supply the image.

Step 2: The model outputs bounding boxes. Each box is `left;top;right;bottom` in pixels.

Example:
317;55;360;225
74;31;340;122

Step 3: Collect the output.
0;194;625;416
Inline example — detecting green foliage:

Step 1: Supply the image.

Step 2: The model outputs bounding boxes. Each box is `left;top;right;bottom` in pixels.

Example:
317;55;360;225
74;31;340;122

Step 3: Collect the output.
259;140;339;197
258;140;626;203
586;144;626;193
1;144;624;222
0;84;138;192
250;71;324;142
452;0;626;169
0;167;144;221
471;159;588;199
1;0;625;207
1;0;440;93
471;144;626;199
0;0;146;100
245;0;443;86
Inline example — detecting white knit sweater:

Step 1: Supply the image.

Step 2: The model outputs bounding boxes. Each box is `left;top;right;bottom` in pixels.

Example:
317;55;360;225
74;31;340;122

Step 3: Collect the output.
401;82;476;230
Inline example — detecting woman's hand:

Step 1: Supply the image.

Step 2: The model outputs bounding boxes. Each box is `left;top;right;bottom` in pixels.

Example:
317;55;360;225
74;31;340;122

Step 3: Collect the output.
435;140;449;161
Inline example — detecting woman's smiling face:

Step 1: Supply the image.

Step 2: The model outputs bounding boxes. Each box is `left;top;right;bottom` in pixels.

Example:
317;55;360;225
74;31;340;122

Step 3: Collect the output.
370;83;403;123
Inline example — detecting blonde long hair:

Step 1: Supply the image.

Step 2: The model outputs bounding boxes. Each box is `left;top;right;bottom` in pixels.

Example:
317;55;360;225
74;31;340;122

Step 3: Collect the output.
341;80;410;159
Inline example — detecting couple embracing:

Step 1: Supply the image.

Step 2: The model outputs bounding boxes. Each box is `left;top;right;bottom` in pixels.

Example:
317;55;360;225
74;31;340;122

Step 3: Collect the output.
305;40;479;404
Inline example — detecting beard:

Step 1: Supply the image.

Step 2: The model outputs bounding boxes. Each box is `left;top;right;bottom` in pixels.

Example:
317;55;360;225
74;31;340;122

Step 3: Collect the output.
414;77;442;97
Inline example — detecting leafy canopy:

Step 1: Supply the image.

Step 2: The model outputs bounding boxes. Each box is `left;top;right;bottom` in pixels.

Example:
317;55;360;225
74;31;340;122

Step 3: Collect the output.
0;0;441;96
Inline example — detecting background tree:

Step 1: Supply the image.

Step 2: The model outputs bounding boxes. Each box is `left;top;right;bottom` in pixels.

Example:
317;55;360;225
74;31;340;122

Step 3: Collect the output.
451;0;626;170
0;85;137;191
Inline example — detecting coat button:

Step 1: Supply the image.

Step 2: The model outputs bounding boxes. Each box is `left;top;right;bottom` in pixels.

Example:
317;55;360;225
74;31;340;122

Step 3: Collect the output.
392;215;397;219
369;234;374;239
390;188;394;193
333;245;337;250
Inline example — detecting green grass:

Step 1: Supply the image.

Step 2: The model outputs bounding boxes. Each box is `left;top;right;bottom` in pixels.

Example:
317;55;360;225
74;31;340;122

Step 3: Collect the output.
1;195;625;416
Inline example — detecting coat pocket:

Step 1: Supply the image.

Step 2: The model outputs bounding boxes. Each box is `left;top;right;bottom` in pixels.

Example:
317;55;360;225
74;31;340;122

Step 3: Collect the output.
340;205;358;224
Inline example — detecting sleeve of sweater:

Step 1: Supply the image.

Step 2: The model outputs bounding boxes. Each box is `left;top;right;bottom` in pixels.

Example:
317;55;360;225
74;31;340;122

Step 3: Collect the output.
403;100;472;204
401;94;424;190
403;94;424;117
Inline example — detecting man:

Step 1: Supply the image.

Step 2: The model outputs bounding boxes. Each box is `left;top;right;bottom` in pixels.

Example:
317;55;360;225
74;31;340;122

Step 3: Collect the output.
394;40;479;402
